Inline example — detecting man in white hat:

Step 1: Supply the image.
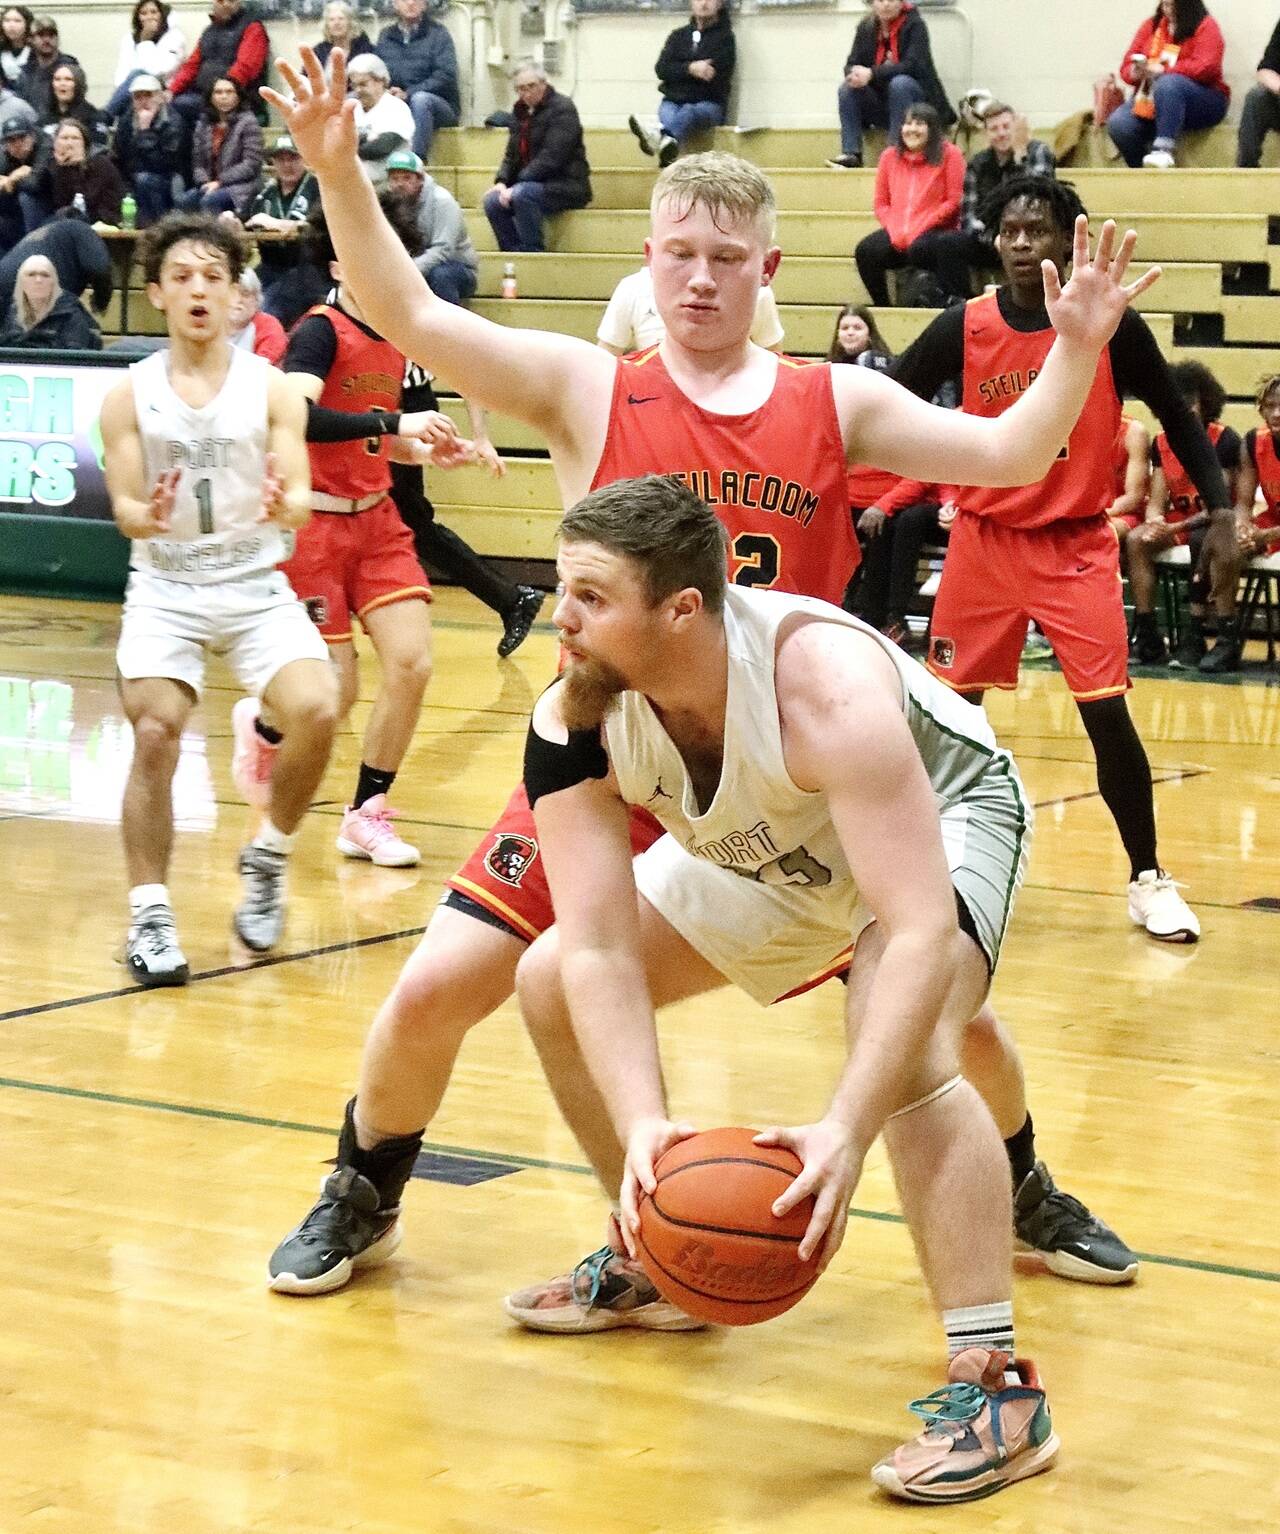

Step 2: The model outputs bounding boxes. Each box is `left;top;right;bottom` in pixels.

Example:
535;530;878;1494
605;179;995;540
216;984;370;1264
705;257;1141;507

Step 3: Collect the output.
114;74;183;227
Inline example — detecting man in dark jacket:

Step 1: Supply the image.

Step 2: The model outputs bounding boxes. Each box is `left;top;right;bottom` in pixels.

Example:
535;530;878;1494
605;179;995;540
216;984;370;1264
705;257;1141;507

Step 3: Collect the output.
0;116;50;254
167;0;269;131
482;62;591;253
376;0;459;161
628;0;735;169
828;0;954;169
1236;15;1280;166
17;16;78;119
113;75;184;226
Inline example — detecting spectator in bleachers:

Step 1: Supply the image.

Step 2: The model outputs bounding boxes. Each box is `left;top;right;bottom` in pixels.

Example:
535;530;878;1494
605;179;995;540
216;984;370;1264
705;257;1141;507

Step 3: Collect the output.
853;104;963;307
598;263;783;353
238;132;316;303
1235;16;1280;167
384;146;478;305
826;301;893;370
107;2;187;120
1107;0;1228;168
41;119;124;224
0;252;99;347
0;214;111;313
1127;361;1239;667
482;61;591;254
0;114;48;250
0;7;31;90
375;0;459;161
113;74;183;225
925;101;1055;304
228;265;286;362
828;0;954;170
1106;412;1151;544
167;0;269;134
41;65;105;151
17;16;75;119
348;53;413;184
627;0;735;171
180;75;263;215
313;2;373;75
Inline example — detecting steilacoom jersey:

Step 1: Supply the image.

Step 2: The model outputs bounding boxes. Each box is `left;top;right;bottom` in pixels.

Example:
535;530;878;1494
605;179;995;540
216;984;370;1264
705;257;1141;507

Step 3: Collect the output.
605;584;1021;891
1110;414;1136;503
1246;428;1280;529
958;291;1120;529
304;304;403;500
128;346;285;583
591;349;859;607
1154;420;1225;525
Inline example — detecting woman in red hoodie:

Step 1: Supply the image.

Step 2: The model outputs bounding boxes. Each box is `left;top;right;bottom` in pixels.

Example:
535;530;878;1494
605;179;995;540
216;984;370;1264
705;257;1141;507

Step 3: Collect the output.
1107;0;1228;167
853;102;964;306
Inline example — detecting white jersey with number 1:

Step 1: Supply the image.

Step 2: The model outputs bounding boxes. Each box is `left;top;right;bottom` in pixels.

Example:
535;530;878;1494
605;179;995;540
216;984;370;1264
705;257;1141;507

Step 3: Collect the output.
127;345;290;584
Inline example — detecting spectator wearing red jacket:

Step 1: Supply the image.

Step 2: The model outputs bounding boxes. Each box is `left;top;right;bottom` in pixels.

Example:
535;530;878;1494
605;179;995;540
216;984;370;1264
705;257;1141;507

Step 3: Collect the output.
167;0;268;138
1107;0;1228;167
228;265;285;363
854;103;963;306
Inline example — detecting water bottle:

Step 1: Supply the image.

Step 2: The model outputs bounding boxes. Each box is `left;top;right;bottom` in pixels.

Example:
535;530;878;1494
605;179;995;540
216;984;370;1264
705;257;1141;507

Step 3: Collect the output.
501;261;518;300
72;192;87;219
120;193;137;230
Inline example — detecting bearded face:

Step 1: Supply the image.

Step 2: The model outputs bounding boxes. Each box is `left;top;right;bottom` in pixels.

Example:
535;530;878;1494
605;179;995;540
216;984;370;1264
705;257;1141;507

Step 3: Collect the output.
559;654;629;733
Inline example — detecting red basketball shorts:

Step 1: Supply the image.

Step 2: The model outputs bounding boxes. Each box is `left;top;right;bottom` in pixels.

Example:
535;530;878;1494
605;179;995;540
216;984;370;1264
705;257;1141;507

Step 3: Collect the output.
281;498;431;643
926;511;1129;701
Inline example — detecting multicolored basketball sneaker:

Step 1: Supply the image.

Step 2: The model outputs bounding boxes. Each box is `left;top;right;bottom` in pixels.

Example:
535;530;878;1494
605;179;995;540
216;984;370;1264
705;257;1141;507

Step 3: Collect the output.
871;1348;1059;1503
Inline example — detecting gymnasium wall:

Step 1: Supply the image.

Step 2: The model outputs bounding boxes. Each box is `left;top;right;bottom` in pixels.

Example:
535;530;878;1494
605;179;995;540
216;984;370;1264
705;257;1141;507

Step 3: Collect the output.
48;0;1280;134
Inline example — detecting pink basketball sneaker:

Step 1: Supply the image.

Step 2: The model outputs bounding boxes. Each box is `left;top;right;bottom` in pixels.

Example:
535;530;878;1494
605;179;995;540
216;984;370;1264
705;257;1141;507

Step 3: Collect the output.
335;794;421;867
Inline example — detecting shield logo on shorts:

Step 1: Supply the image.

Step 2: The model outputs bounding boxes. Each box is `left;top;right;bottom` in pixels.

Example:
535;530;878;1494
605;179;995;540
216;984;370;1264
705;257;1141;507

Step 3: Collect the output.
484;833;538;887
304;596;328;627
930;635;955;669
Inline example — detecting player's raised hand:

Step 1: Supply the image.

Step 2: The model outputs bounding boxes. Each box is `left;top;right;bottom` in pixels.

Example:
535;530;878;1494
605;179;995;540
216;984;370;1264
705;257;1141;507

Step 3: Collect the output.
754;1118;863;1271
399;409;463;450
1044;216;1161;354
261;47;356;178
618;1114;697;1257
145;467;180;534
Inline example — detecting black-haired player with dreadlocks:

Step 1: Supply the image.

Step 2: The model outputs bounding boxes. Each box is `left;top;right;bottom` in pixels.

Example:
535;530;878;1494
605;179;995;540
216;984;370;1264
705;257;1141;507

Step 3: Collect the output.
892;175;1228;944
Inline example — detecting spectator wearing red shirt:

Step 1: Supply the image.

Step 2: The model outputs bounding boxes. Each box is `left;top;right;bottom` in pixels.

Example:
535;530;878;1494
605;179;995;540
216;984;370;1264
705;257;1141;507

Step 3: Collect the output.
1107;0;1228;168
228;266;286;364
167;0;268;138
854;104;964;306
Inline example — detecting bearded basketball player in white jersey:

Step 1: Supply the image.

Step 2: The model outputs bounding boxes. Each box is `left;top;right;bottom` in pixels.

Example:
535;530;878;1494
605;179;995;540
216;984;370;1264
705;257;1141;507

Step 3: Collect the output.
517;475;1054;1504
101;213;339;986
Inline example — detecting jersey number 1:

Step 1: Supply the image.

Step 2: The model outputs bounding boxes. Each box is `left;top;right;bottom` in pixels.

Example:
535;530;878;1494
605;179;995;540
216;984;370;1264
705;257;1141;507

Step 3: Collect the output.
194;477;215;535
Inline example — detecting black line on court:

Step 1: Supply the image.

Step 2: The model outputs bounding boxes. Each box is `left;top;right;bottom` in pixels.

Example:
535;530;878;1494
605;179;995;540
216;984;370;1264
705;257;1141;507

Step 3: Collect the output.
1032;767;1210;811
2;1071;1275;1287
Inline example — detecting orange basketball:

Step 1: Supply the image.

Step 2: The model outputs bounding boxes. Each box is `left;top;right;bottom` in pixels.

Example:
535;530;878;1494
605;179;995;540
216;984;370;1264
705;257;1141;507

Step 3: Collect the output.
635;1126;820;1326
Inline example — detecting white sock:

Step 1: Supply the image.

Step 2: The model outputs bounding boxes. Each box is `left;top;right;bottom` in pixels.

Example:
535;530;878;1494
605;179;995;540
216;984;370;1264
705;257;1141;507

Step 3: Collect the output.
129;883;171;918
253;820;296;856
943;1300;1015;1361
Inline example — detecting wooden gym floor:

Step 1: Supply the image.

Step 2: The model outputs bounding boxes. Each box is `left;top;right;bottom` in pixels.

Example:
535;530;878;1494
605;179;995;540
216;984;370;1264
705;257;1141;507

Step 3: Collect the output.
1;588;1276;1534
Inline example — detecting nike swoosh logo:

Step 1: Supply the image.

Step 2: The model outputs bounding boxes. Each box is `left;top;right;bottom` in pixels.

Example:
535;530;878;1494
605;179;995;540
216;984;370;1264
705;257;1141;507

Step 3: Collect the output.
627;394;660;405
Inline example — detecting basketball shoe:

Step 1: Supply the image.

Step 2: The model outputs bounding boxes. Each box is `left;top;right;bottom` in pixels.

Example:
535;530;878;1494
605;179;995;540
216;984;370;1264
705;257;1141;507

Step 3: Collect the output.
1013;1161;1138;1283
269;1100;421;1295
1128;868;1200;942
504;1217;708;1333
498;585;545;658
233;844;287;951
125;903;189;988
336;795;421;867
230;697;277;810
871;1348;1059;1503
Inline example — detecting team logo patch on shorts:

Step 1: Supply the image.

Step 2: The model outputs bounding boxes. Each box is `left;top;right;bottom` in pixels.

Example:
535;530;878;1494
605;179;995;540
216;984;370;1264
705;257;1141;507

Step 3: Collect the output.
484;833;538;887
930;635;956;669
304;596;329;627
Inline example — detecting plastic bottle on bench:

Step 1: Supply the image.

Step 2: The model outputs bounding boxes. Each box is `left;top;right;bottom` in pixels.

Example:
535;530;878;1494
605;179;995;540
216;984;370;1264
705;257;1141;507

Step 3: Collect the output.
501;261;518;300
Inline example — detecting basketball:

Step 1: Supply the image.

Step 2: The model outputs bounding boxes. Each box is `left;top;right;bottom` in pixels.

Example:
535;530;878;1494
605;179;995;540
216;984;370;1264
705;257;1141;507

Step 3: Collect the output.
635;1126;821;1326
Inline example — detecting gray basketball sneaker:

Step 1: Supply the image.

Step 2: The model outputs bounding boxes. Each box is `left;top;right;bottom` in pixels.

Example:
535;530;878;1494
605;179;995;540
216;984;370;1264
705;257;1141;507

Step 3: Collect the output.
1014;1162;1138;1284
125;904;189;988
233;844;287;951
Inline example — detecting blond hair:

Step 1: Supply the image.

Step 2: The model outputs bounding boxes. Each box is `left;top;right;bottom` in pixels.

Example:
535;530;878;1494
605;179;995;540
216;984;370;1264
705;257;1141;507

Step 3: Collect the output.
650;151;777;244
15;255;58;331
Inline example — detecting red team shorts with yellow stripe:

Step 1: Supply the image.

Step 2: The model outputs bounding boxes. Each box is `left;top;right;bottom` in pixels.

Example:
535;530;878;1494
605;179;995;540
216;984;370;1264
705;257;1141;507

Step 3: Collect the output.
281;498;431;643
927;510;1129;701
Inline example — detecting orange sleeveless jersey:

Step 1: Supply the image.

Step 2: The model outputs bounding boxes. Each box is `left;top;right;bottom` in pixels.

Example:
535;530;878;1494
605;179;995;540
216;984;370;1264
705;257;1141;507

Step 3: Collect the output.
958;292;1120;529
1111;414;1136;501
305;305;403;500
1155;420;1223;525
591;348;859;607
1249;428;1280;529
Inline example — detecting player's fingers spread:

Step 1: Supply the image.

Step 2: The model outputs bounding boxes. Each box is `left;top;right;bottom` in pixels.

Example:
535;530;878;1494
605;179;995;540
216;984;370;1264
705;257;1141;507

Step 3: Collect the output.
299;45;325;94
1093;218;1116;271
1072;213;1091;270
1127;262;1162;299
752;1126;789;1149
330;48;347;97
797;1196;833;1264
1109;228;1138;283
772;1167;818;1219
1040;260;1062;305
818;1202;849;1274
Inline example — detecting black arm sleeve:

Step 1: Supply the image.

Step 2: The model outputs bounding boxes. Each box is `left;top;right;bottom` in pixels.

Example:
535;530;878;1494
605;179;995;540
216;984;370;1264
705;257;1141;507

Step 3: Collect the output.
524;712;610;809
1110;311;1231;511
889;303;966;401
282;311;338;378
305;400;401;442
1216;426;1241;473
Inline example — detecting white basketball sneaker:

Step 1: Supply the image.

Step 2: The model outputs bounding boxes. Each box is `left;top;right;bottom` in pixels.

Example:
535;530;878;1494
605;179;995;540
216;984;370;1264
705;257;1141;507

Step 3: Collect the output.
1127;869;1200;943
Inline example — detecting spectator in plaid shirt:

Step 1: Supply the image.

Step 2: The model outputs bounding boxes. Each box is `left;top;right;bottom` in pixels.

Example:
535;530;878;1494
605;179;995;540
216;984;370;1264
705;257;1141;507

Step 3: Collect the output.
924;102;1055;303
